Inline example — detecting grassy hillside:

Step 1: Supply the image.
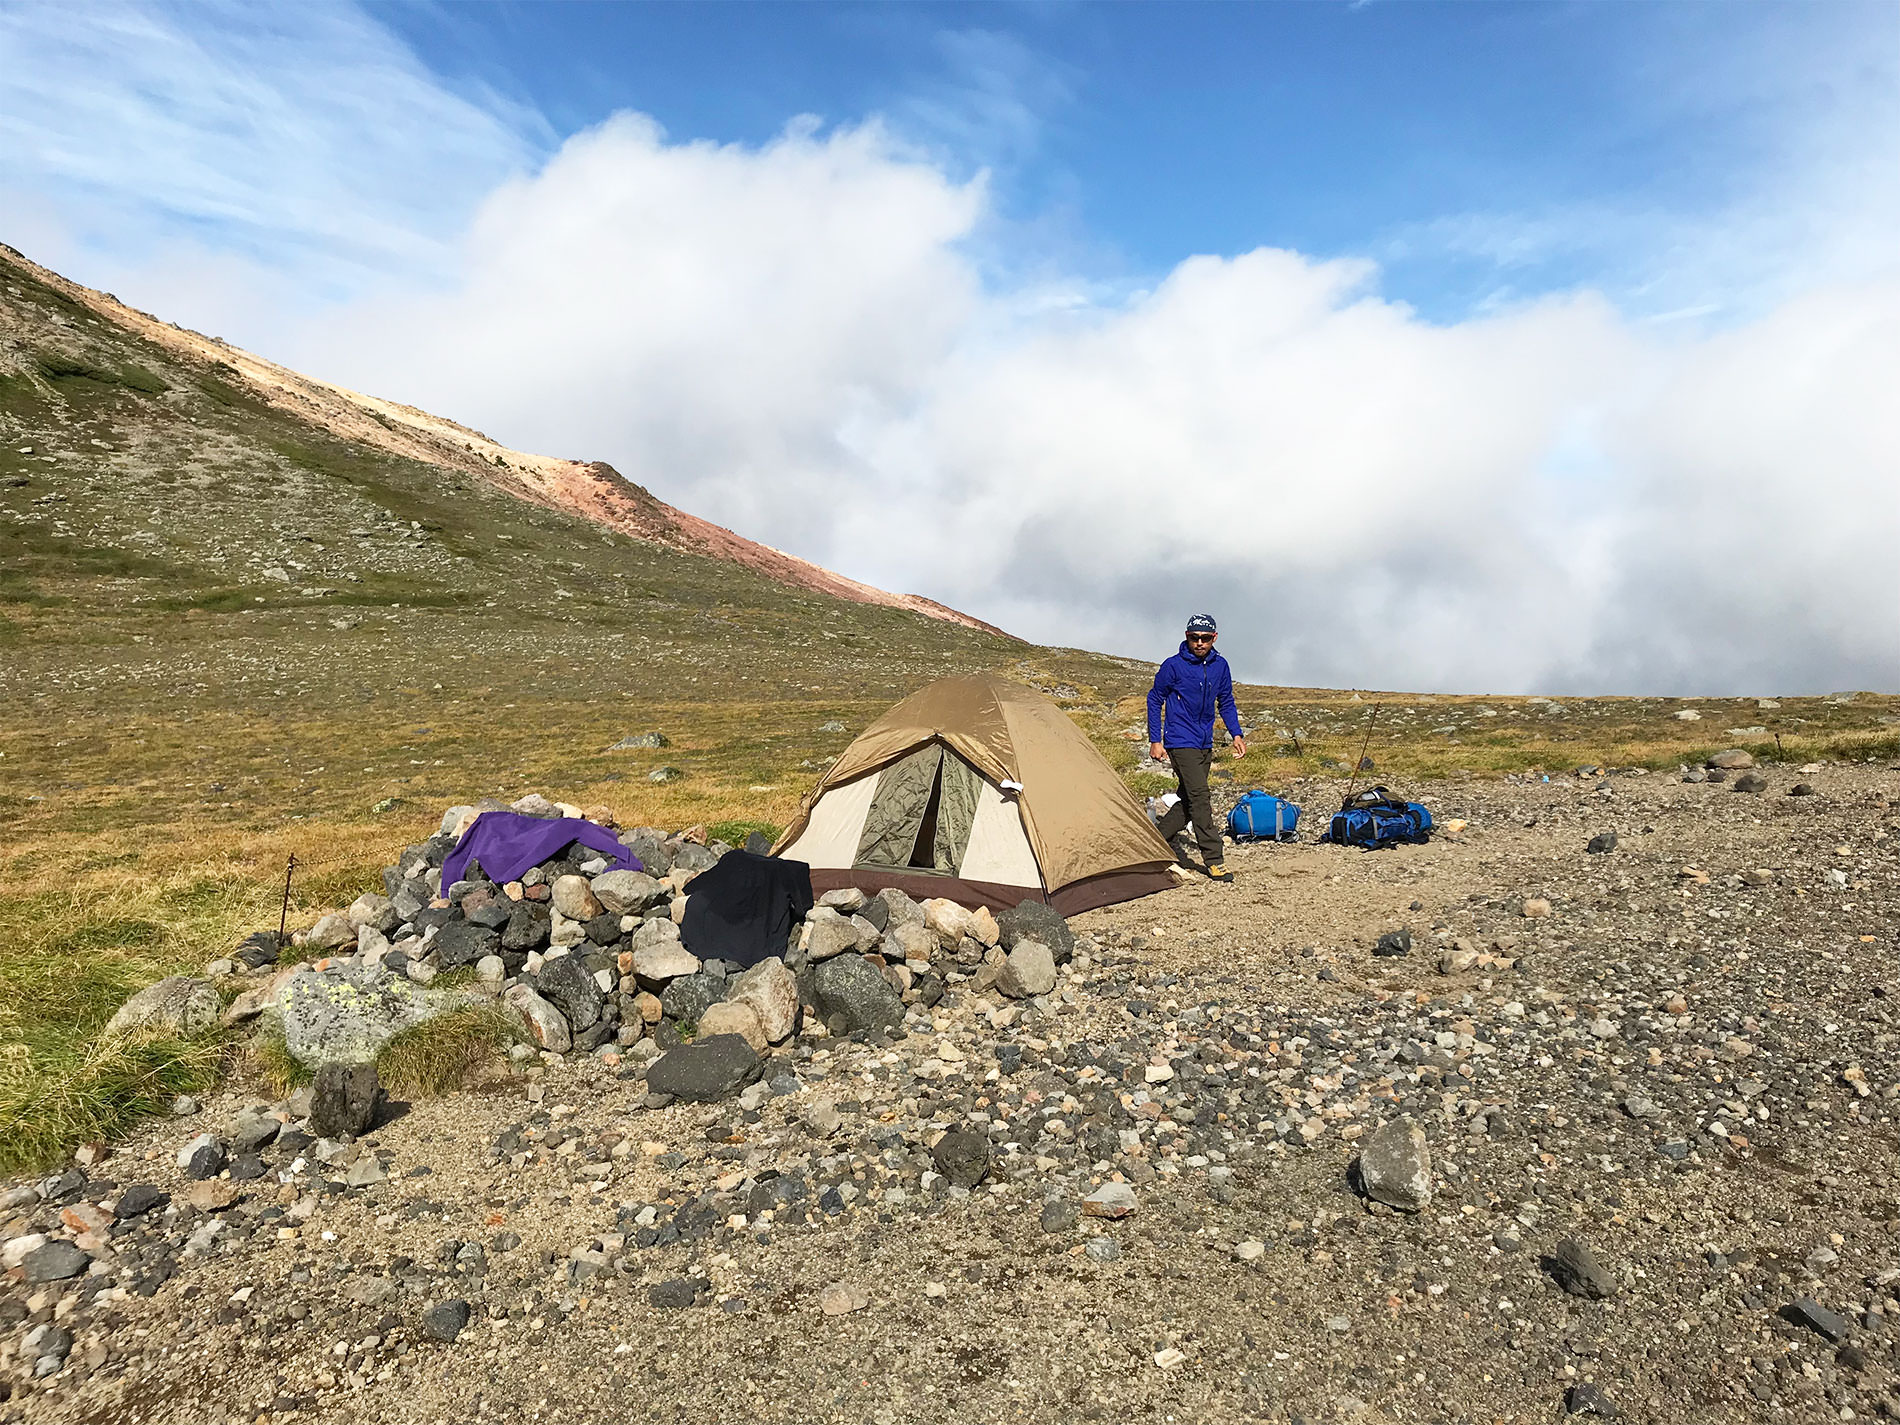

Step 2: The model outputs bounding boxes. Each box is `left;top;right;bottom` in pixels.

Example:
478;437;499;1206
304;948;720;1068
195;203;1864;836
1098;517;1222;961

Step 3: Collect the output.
2;242;1897;1167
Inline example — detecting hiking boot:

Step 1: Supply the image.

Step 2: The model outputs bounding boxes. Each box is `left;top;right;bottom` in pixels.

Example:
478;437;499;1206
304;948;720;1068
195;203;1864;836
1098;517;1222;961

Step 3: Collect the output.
1206;863;1234;884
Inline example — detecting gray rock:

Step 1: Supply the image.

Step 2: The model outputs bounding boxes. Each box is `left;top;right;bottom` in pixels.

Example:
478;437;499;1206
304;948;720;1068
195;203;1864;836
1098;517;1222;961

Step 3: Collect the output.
503;984;570;1053
275;965;477;1065
647;766;684;784
422;1299;471;1342
591;869;663;914
802;907;861;962
1082;1182;1138;1219
930;1130;992;1188
103;976;220;1039
995;940;1057;999
1357;1117;1432;1211
1783;1297;1850;1342
659;971;725;1025
178;1132;226;1180
1084;1237;1121;1262
305;914;356;951
1732;771;1768;793
1790;782;1816;797
1373;930;1412;958
550;874;602;921
609;732;669;750
1706;749;1754;769
1565;1382;1618;1417
645;1035;762;1102
631;919;698;983
872;888;925;929
648;1277;706;1309
426;920;499;969
535;953;604;1032
114;1184;166;1219
1040;1198;1080;1233
309;1063;381;1139
726;958;799;1043
21;1241;90;1283
996;900;1075;963
811;954;905;1035
1546;1237;1619;1299
231;1109;281;1153
500;904;551;953
1585;832;1618;854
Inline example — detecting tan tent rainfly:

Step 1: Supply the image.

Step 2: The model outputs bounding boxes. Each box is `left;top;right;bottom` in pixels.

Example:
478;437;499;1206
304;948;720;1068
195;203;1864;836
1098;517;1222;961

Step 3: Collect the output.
774;675;1178;914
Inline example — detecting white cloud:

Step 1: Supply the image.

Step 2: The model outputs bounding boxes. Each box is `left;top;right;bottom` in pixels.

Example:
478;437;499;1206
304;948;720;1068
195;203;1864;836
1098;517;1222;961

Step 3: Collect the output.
4;2;1897;693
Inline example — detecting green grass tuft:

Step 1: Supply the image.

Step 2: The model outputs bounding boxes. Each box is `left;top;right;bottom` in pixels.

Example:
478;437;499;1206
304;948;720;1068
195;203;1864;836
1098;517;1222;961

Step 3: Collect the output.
252;1022;311;1098
709;819;782;848
0;1029;223;1175
375;1005;519;1098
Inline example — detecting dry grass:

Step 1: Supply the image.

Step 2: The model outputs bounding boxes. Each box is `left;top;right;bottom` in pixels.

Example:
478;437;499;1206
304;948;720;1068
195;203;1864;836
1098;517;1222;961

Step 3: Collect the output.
375;1005;520;1099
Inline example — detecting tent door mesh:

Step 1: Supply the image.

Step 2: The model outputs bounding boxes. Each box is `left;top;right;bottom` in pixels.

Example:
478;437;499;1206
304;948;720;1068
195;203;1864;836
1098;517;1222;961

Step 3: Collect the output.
854;743;983;873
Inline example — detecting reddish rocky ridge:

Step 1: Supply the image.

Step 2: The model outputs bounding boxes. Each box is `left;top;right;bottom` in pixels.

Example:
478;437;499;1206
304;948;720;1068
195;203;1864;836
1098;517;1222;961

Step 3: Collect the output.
5;245;1012;638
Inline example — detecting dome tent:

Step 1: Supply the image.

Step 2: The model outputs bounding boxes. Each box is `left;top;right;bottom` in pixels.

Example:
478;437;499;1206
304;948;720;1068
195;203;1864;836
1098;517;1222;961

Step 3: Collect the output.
775;675;1178;914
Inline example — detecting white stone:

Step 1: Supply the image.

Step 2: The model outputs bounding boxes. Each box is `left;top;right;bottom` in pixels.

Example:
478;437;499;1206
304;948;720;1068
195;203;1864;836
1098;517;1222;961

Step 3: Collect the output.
503;984;571;1052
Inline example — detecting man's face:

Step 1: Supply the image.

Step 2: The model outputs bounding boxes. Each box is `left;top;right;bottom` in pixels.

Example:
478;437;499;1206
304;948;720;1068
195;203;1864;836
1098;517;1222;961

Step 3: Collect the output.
1186;630;1216;654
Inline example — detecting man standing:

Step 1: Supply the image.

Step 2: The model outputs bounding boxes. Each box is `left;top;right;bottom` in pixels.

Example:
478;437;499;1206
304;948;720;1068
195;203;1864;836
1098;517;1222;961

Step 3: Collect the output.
1147;614;1246;882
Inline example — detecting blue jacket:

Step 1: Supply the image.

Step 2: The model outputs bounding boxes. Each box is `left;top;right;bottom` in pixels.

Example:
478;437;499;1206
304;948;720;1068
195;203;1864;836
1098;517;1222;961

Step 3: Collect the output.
1147;642;1242;749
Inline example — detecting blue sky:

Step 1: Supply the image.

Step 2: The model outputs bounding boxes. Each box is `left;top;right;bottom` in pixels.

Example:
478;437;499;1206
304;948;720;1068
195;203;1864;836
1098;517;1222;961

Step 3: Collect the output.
366;0;1883;319
2;1;1897;692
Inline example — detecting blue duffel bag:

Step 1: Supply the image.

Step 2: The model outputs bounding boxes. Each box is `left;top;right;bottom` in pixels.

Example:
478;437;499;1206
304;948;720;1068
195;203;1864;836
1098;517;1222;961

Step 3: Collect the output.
1322;785;1433;848
1227;789;1300;841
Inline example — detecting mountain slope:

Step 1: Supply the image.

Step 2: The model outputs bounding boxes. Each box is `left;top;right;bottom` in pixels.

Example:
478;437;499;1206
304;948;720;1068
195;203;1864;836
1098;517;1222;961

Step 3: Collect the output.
0;243;1007;635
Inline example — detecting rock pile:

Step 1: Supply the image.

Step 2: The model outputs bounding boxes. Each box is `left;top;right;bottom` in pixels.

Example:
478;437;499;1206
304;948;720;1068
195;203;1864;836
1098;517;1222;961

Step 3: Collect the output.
149;796;1083;1101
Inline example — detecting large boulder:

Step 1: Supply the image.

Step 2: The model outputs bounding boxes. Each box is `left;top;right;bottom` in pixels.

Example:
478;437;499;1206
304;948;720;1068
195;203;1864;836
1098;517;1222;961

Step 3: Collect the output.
273;965;477;1066
646;1034;760;1102
812;954;905;1035
725;958;799;1043
591;870;663;915
996;900;1076;963
534;953;604;1033
873;888;924;929
103;977;220;1039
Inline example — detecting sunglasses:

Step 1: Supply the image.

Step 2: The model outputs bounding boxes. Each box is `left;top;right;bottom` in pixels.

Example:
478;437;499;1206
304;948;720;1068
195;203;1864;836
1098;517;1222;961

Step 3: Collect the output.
1186;633;1215;643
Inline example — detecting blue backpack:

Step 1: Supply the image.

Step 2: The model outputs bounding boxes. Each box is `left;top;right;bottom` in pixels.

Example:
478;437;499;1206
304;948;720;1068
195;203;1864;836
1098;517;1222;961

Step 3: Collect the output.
1323;785;1433;849
1227;789;1300;841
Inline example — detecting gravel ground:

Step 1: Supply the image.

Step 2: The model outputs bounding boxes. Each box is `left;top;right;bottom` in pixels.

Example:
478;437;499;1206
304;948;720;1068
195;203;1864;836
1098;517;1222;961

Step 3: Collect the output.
4;762;1898;1425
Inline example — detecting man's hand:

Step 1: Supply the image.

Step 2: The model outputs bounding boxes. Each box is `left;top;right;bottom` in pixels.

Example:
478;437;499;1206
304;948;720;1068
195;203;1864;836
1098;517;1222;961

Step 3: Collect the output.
1230;736;1247;759
1149;742;1166;762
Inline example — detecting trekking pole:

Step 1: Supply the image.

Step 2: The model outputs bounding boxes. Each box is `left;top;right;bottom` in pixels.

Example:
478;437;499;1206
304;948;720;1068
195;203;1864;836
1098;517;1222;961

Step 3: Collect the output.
1341;703;1382;808
277;853;298;951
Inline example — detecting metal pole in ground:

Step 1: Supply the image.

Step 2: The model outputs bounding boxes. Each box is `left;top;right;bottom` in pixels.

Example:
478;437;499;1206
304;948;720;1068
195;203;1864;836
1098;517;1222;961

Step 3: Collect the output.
277;853;298;950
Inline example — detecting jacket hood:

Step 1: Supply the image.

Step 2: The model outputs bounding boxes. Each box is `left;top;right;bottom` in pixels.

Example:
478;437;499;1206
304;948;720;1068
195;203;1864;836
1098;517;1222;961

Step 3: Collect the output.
1177;639;1218;665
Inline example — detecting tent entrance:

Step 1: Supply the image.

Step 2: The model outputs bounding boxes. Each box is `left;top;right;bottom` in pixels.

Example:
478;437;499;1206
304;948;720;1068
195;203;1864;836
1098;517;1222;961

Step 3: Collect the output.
854;743;981;874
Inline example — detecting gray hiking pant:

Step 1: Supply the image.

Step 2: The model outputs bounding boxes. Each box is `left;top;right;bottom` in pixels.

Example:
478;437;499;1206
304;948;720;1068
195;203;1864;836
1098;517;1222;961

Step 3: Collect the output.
1157;747;1223;864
